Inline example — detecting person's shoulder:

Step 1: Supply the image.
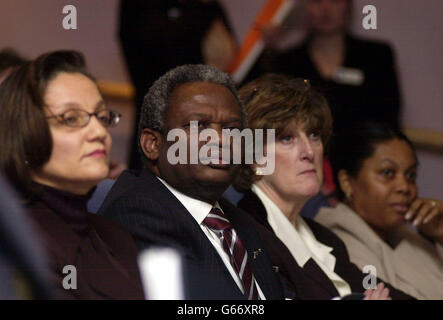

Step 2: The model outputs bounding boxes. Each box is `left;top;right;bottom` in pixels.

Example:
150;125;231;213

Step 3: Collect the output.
88;212;133;234
315;205;384;261
275;41;308;62
303;216;350;251
315;203;351;227
98;169;158;213
315;204;369;246
25;197;48;216
110;169;147;189
237;189;266;217
220;197;270;235
273;40;313;75
303;216;332;234
26;198;66;233
220;197;254;222
88;211;140;248
236;189;274;232
347;34;394;57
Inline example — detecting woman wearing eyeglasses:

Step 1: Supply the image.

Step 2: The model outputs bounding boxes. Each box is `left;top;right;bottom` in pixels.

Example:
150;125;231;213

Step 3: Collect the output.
0;50;144;299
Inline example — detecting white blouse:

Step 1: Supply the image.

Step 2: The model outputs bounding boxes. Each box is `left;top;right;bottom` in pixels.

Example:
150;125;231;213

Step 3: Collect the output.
251;184;352;297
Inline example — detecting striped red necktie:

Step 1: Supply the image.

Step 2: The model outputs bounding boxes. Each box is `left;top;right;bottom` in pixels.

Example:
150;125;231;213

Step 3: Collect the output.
203;207;259;300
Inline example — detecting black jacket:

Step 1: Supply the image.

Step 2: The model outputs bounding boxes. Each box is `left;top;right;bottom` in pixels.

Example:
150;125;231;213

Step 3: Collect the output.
246;34;401;131
238;190;414;300
99;170;287;300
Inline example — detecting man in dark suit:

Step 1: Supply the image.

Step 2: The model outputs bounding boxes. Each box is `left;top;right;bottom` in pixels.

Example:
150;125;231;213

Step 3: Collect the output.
99;64;287;300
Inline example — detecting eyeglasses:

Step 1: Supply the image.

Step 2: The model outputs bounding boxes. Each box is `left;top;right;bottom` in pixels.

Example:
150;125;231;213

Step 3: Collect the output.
46;109;121;128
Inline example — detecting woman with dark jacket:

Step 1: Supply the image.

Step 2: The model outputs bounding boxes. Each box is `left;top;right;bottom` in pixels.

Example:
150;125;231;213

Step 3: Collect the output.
234;73;411;300
0;50;144;299
247;0;401;132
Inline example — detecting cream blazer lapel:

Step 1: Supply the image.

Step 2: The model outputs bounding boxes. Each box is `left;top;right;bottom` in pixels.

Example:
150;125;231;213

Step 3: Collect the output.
316;203;443;300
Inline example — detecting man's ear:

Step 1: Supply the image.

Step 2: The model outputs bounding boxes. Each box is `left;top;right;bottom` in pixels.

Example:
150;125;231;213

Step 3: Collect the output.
337;169;353;196
140;128;162;161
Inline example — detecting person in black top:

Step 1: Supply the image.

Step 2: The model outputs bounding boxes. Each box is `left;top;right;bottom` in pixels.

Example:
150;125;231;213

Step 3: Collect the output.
234;73;412;300
246;0;401;133
0;50;144;299
119;0;236;169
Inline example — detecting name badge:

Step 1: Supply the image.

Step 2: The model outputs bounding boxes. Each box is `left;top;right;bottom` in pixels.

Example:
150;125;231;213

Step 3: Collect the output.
334;67;365;86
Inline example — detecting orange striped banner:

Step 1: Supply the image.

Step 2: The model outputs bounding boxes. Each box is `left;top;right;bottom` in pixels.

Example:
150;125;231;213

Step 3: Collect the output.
228;0;295;83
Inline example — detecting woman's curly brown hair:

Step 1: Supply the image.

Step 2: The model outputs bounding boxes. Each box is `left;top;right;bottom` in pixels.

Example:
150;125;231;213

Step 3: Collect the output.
234;73;333;191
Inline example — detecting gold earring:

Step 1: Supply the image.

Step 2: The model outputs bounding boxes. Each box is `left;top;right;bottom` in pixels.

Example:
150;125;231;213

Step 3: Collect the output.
345;192;353;202
255;168;263;176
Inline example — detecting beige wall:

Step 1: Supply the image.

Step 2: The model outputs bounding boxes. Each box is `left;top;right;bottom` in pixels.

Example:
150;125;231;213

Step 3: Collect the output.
0;0;127;81
0;0;134;164
0;0;441;198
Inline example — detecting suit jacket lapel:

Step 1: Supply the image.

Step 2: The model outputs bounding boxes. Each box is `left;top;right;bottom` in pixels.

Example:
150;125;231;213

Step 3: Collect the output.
238;190;341;297
136;171;245;298
220;198;283;300
302;259;340;297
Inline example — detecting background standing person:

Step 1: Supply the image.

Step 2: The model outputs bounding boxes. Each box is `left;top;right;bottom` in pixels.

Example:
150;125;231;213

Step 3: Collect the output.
119;0;237;170
246;0;401;133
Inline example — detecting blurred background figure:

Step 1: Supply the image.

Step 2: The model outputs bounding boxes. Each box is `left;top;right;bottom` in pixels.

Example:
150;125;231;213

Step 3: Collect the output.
119;0;237;169
246;0;401;133
0;174;51;299
0;50;144;299
316;122;443;300
0;48;27;84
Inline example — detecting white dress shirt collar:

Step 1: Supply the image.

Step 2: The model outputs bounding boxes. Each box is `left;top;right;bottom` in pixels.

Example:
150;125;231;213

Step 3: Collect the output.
251;184;352;297
157;177;221;224
157;177;266;299
251;184;315;266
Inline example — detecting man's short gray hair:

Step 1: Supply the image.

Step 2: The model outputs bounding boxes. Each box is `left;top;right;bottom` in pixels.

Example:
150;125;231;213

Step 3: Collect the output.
138;64;246;164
